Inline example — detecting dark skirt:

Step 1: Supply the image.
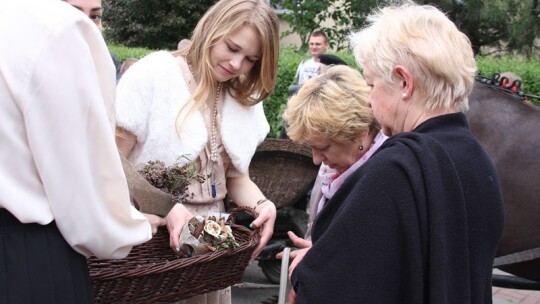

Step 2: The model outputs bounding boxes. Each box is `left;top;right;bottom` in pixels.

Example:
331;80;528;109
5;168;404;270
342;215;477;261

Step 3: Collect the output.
0;208;94;304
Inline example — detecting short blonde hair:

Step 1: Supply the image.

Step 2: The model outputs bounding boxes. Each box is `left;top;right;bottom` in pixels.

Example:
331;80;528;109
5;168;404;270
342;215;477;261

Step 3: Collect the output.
283;65;377;143
349;1;477;111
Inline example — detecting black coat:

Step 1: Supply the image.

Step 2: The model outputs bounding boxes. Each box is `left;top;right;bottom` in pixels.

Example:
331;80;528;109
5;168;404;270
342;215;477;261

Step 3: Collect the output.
291;113;504;304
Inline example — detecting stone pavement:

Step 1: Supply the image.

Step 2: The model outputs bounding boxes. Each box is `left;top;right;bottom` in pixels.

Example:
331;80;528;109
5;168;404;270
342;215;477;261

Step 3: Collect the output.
492;287;540;304
492;269;540;304
234;262;540;303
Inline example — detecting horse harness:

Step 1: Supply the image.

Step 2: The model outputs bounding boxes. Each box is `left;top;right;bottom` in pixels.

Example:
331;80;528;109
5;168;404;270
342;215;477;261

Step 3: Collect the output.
476;74;539;103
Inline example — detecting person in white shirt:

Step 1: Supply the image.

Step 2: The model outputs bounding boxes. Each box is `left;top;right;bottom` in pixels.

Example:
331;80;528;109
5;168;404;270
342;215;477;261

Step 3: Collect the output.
289;30;329;95
0;0;164;303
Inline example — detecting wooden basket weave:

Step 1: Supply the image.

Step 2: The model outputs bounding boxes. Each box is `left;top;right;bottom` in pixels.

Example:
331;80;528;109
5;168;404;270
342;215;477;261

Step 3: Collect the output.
249;138;319;208
88;209;259;303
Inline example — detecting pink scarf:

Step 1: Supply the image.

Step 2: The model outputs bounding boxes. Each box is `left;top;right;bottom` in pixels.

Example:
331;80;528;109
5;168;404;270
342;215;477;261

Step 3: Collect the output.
316;131;388;214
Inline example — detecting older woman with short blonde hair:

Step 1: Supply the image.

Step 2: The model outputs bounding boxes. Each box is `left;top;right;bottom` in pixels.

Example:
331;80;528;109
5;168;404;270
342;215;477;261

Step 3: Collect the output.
285;65;378;145
279;66;387;291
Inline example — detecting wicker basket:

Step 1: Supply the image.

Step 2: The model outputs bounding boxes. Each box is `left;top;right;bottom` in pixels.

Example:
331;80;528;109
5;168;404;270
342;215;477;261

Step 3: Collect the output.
249;138;319;208
88;208;259;303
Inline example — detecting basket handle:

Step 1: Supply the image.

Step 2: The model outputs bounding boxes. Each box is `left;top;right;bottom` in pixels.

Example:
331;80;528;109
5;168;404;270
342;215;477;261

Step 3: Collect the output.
226;206;260;241
226;206;255;223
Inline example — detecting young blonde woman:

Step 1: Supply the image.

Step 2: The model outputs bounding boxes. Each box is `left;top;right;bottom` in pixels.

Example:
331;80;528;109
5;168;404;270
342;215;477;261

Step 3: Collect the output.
114;0;279;303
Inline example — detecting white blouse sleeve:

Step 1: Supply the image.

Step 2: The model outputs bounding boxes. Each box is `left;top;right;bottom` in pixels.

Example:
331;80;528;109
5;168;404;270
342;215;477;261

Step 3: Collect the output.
23;13;151;259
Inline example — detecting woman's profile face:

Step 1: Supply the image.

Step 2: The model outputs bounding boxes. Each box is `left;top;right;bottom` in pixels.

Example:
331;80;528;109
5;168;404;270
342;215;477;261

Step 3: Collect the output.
306;136;362;174
210;26;261;82
363;67;400;136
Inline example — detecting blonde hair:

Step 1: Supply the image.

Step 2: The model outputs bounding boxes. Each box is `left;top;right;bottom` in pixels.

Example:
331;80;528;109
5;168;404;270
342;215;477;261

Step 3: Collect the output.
283;65;378;143
174;0;278;108
349;1;477;111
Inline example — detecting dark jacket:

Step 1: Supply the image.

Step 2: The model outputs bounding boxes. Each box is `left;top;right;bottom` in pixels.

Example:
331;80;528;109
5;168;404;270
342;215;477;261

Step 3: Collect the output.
291;113;504;304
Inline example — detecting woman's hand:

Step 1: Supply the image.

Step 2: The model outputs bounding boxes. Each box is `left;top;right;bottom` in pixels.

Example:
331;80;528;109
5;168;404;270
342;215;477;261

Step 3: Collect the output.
165;203;194;254
275;231;312;280
288;288;297;304
288;247;309;281
250;200;277;260
276;231;312;259
142;213;167;235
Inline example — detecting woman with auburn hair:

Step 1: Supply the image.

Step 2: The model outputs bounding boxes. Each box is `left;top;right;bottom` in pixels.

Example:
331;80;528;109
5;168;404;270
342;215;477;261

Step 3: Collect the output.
114;0;279;303
289;1;504;303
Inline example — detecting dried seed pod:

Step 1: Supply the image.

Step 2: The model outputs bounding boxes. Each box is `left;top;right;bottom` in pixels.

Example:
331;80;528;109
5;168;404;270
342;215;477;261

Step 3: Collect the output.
224;225;233;239
219;218;227;235
204;220;222;238
192;219;205;238
203;243;216;252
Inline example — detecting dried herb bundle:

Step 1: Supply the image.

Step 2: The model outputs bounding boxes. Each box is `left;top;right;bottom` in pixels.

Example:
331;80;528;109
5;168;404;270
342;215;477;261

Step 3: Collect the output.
138;158;205;204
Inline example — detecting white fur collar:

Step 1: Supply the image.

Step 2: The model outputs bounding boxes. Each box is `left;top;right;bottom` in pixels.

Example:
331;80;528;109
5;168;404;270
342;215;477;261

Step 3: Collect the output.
176;90;269;174
169;54;269;174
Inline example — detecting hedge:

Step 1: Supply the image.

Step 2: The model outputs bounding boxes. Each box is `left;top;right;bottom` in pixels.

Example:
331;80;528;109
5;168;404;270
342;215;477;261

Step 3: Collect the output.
108;44;540;138
103;0;214;50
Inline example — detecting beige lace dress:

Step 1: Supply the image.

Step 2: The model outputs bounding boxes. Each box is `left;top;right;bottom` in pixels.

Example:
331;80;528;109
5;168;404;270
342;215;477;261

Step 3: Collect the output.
171;56;241;304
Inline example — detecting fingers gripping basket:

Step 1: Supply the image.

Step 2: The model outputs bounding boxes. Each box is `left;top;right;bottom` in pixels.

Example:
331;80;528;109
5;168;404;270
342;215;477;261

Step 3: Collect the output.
88;208;259;303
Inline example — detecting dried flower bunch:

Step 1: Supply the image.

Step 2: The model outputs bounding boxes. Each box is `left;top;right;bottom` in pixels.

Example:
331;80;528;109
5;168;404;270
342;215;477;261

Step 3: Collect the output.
137;157;206;204
187;215;240;255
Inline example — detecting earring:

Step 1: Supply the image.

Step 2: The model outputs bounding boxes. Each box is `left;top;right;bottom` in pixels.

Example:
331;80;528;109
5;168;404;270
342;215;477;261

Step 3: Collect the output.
402;92;407;97
358;144;364;151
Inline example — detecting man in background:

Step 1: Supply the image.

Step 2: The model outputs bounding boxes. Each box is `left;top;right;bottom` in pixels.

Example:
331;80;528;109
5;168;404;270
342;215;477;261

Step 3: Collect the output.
289;30;329;95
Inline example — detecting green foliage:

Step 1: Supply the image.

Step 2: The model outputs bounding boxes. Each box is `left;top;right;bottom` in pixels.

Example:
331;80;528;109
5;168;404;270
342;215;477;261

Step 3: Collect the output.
476;55;540;103
108;43;155;61
408;0;540;56
276;0;539;56
274;0;369;51
103;0;216;50
263;50;540;138
328;0;392;51
505;0;540;56
262;46;304;137
277;0;333;51
262;48;357;137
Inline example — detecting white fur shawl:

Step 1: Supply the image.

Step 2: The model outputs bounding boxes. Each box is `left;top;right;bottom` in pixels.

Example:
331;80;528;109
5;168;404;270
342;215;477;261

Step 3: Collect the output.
115;51;269;174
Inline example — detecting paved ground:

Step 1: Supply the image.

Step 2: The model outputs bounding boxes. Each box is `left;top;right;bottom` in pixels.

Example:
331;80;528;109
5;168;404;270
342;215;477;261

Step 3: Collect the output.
493;287;540;304
232;261;279;304
492;270;540;304
233;262;540;304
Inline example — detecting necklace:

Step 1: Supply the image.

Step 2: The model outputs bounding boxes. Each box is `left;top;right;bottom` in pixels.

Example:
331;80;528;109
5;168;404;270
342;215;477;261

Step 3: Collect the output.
209;82;222;198
187;60;221;198
210;83;222;163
